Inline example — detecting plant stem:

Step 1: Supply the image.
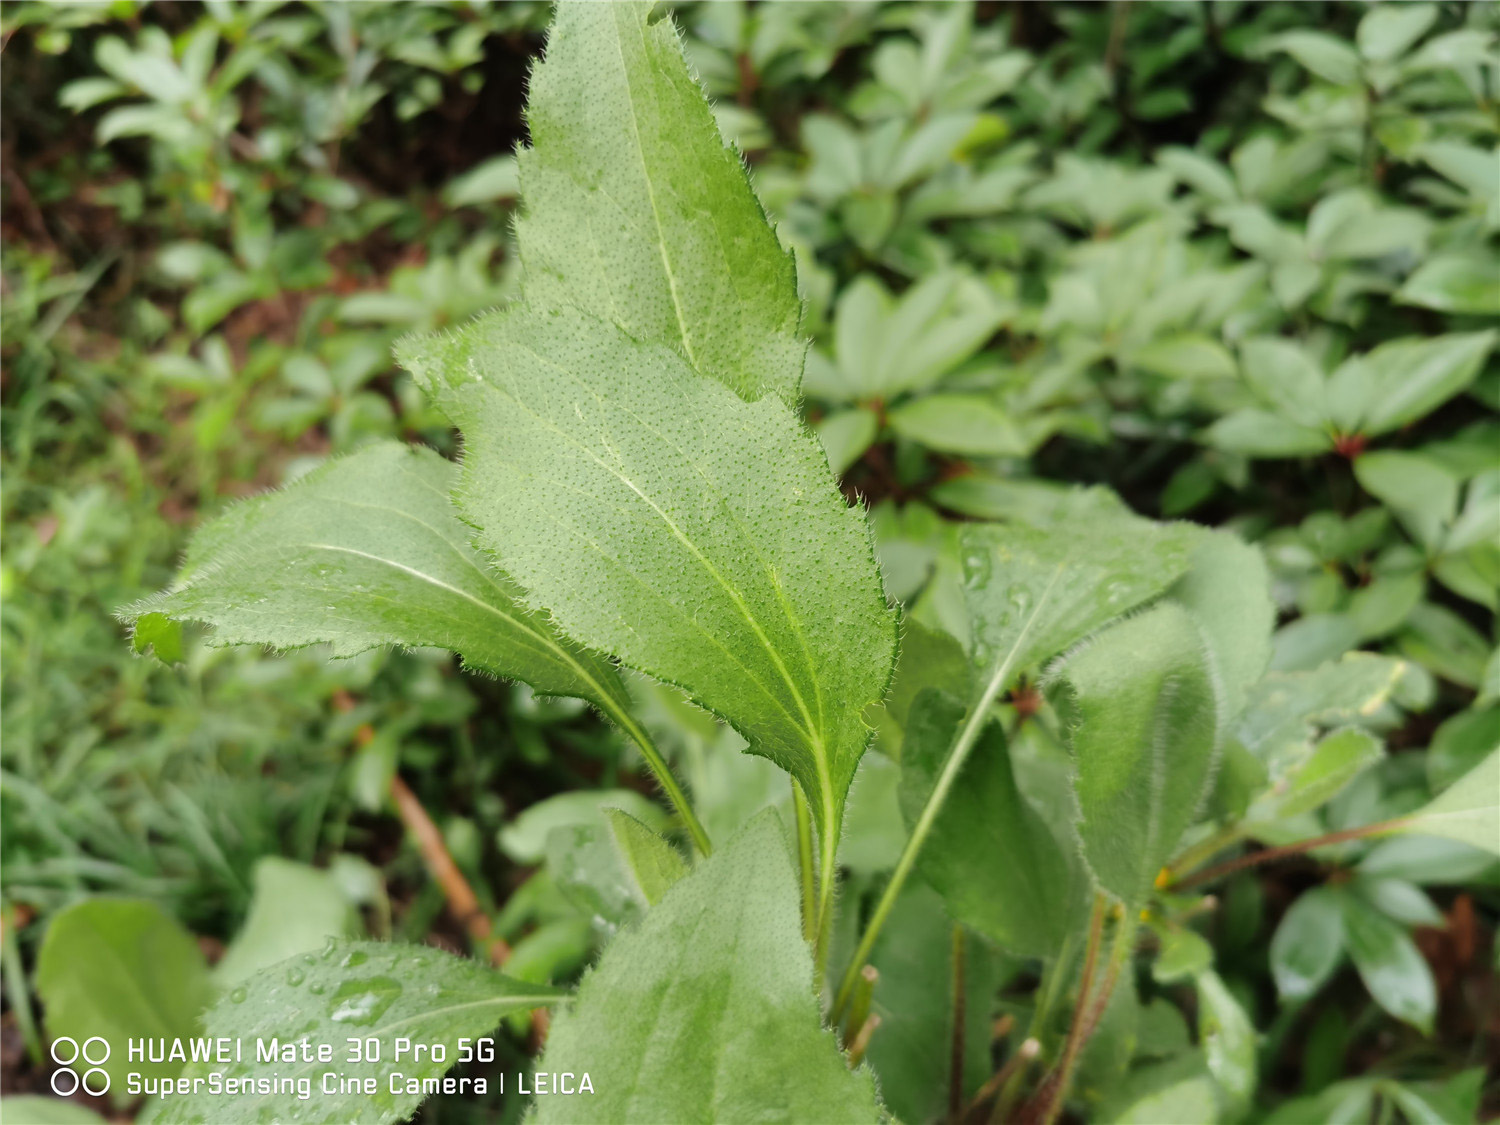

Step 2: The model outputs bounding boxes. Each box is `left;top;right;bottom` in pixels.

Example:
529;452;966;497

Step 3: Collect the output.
830;598;1049;1021
793;780;818;943
814;824;838;984
991;931;1080;1124
1168;817;1402;891
949;923;968;1122
1165;823;1246;881
606;703;713;857
1027;894;1109;1125
391;774;512;966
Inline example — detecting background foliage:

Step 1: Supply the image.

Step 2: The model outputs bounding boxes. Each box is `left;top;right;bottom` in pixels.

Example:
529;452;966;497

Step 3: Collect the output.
2;1;1496;1122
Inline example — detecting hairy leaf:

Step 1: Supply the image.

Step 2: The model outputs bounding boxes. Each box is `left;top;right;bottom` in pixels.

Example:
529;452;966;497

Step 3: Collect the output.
1052;603;1221;905
124;442;630;712
532;813;881;1123
960;499;1197;685
1168;530;1274;722
404;306;895;849
516;1;802;403
157;942;564;1125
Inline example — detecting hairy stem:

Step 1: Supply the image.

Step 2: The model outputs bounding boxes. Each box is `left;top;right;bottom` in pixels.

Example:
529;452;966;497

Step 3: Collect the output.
1168;817;1403;891
992;931;1080;1123
793;780;818;944
949;924;968;1122
606;703;713;857
1027;894;1109;1125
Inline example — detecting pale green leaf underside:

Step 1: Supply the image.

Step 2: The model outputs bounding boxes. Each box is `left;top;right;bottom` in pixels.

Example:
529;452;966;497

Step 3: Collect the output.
532;813;880;1124
1055;603;1222;905
961;499;1197;681
518;1;803;403
123;442;630;712
1384;749;1499;857
403;306;895;841
158;941;564;1125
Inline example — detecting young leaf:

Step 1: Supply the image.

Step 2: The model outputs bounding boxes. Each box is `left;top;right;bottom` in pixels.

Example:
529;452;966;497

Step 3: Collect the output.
1270;887;1346;1001
603;807;687;905
1245;727;1384;826
1380;749;1499;857
36;899;212;1091
898;689;1086;958
156;942;565;1125
1052;603;1221;906
405;306;896;862
123;442;631;712
532;813;881;1124
1340;332;1497;437
516;1;802;403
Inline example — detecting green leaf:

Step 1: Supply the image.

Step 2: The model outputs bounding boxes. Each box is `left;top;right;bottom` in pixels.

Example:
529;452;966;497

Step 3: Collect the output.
157;942;564;1125
1246;727;1384;825
886;394;1030;456
532;814;881;1124
215;858;362;986
124;443;632;714
1167;529;1274;722
1270;887;1346;1000
961;500;1196;688
816;407;879;476
1346;332;1498;437
1339;892;1436;1033
1382;749;1499;857
1239;337;1327;430
1397;255;1500;316
1196;969;1256;1115
1153;928;1214;983
861;882;1005;1125
1052;603;1221;906
498;790;672;865
1206;409;1331;457
1265;30;1362;85
0;1099;106;1125
899;689;1085;958
1357;4;1437;61
1129;334;1237;382
405;305;896;856
1099;1055;1219;1125
1355;451;1458;550
36;899;212;1090
603;808;688;906
131;610;183;664
515;1;803;403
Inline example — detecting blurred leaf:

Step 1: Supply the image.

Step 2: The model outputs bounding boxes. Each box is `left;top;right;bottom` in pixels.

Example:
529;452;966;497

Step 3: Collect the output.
1339;891;1436;1033
1380;749;1499;857
37;899;212;1090
1271;887;1345;1000
216;857;362;985
887;394;1029;456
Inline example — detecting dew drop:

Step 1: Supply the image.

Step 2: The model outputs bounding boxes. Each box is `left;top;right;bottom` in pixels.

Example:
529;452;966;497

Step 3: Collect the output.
328;977;401;1026
229;987;248;1005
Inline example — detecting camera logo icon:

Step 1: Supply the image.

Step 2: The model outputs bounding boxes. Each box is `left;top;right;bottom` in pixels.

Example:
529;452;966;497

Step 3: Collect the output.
49;1036;110;1096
